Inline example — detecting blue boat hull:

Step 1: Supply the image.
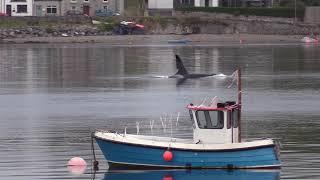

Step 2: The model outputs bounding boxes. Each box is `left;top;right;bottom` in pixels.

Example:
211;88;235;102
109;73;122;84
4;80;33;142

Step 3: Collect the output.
103;169;280;180
95;137;281;169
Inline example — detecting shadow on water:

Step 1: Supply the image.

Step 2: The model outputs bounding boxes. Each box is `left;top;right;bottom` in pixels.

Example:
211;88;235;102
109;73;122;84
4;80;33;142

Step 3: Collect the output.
100;169;280;180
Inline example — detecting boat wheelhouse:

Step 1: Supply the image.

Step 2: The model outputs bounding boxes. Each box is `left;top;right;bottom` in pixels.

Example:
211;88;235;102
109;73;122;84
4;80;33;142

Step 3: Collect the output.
93;70;281;169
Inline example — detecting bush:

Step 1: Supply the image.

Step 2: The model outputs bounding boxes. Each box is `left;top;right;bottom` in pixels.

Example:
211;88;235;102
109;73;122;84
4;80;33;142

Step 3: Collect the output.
177;7;305;19
96;17;119;32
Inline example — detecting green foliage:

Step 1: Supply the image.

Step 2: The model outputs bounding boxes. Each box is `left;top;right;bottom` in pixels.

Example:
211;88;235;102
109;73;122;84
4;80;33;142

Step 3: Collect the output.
96;17;119;32
177;7;305;19
0;19;26;28
301;0;320;6
280;0;305;8
97;23;114;32
45;25;54;33
154;16;169;29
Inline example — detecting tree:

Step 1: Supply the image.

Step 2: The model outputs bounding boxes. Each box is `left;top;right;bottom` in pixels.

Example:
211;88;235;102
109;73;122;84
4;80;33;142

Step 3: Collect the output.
302;0;320;6
280;0;305;8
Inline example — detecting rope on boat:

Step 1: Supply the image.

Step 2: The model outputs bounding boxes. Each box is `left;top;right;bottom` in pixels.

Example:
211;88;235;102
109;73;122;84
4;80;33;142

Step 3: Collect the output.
91;132;99;171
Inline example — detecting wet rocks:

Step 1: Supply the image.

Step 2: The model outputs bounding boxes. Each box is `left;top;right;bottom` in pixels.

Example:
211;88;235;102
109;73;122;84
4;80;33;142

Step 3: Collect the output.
0;25;107;39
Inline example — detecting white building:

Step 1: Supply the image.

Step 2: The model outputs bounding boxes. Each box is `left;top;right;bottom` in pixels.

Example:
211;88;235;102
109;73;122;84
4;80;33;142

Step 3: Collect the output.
195;0;219;7
3;0;33;16
148;0;173;9
0;0;5;13
148;0;173;16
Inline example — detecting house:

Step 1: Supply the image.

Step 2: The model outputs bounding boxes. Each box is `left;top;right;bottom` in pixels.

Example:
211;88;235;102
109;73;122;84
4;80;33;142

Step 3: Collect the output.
2;0;33;16
0;0;4;13
241;0;273;7
147;0;173;16
33;0;62;16
61;0;121;16
0;0;123;16
194;0;219;7
220;0;273;7
175;0;219;8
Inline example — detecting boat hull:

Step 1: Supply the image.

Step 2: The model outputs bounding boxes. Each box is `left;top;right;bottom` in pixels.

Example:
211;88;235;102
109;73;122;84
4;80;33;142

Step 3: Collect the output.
94;134;281;169
103;169;280;180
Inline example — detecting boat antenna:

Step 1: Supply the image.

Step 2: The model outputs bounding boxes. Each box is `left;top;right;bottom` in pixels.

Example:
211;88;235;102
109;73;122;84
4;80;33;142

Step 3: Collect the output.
136;122;140;135
175;112;180;127
170;114;173;139
237;68;242;142
150;120;154;136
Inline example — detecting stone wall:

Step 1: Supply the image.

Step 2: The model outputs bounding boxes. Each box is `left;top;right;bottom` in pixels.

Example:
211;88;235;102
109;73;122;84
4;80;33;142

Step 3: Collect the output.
0;16;92;25
1;15;320;40
148;18;320;35
304;6;320;24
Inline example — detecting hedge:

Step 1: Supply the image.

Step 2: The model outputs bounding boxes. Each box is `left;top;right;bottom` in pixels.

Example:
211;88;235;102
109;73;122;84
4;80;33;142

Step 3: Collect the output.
176;7;305;19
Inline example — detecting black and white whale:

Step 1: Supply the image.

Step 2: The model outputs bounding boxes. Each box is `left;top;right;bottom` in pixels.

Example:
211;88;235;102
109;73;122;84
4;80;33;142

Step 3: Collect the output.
169;55;216;79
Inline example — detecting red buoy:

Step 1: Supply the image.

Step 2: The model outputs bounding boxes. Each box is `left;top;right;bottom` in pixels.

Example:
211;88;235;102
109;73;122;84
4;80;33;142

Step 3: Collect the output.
163;150;173;161
163;174;174;180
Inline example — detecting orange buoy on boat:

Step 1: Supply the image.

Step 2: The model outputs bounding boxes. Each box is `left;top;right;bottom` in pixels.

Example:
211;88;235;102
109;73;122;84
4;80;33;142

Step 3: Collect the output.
163;150;173;161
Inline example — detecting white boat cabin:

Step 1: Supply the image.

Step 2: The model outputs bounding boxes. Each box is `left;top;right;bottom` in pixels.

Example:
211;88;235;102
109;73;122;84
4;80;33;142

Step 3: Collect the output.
187;101;240;144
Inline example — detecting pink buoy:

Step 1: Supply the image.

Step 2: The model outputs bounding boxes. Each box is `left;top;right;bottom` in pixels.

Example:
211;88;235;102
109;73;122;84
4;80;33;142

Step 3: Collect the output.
163;151;173;161
68;157;87;166
67;157;87;175
68;165;87;175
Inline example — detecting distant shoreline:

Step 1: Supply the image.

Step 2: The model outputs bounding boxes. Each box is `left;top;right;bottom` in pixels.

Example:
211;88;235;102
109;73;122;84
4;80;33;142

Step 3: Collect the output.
0;34;305;44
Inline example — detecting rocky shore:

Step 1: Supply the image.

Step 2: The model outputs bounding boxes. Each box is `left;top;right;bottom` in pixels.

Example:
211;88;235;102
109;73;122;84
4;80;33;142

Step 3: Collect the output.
0;34;304;45
0;15;315;44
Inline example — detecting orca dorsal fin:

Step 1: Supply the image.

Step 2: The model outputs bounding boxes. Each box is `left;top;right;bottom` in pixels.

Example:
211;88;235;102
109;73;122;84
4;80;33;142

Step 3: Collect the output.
175;55;188;76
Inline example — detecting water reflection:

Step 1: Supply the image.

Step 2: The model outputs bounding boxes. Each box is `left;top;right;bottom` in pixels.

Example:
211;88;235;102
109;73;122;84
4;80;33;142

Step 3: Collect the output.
102;169;280;180
1;44;320;89
0;43;319;179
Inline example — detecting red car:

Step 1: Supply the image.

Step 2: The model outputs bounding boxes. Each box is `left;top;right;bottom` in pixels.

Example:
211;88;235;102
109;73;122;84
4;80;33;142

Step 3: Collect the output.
0;12;8;16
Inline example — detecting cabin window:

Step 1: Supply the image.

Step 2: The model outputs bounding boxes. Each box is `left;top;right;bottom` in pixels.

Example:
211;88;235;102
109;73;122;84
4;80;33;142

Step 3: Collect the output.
189;110;195;127
196;110;224;129
232;109;239;128
227;111;232;129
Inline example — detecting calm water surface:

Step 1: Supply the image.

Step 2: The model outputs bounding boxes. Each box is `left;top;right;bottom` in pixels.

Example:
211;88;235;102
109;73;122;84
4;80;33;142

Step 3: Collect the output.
0;43;319;180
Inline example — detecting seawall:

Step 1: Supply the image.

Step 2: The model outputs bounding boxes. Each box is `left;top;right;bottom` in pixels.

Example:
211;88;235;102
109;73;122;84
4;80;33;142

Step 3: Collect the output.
1;14;320;40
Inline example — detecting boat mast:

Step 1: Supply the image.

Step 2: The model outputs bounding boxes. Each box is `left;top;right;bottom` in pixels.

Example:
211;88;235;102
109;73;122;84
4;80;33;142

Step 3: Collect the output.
237;68;242;142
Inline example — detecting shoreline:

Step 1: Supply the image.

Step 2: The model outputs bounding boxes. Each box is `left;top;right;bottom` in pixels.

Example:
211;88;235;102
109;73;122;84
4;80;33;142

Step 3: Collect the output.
0;34;305;44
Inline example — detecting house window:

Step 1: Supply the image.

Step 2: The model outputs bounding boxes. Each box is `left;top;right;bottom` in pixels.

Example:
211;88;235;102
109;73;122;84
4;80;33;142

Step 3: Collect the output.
84;0;89;2
10;0;26;2
71;6;76;10
103;0;108;3
17;5;27;13
47;6;57;14
103;6;108;10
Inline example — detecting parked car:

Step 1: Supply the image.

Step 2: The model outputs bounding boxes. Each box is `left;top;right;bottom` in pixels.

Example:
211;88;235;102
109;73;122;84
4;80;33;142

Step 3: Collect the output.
65;10;84;16
113;21;145;35
95;9;120;17
0;12;8;16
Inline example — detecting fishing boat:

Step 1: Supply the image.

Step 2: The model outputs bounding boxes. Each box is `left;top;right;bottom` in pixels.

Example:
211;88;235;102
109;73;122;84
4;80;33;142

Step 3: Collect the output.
93;70;281;169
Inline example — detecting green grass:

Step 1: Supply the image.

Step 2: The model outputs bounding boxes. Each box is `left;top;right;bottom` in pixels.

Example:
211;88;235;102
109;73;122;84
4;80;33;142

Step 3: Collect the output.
0;19;27;28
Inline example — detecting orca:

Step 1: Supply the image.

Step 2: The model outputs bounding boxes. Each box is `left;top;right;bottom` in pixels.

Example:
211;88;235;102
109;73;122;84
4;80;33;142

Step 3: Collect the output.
170;55;216;80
